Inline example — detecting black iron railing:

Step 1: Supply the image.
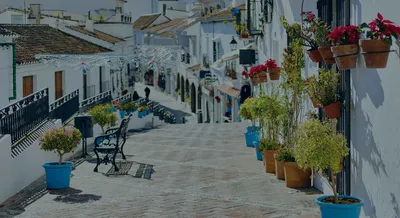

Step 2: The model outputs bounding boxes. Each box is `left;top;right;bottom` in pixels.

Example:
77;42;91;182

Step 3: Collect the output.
49;89;79;123
79;90;112;112
0;88;49;144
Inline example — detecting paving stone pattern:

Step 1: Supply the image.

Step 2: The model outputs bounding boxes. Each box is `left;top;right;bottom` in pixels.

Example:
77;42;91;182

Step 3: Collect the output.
15;122;320;218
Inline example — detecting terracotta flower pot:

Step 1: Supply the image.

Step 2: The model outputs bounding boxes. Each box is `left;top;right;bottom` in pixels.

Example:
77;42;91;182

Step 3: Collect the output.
262;150;279;173
267;67;280;80
361;39;391;69
251;75;260;86
331;44;359;70
311;98;320;108
323;102;341;119
274;156;285;180
306;49;323;63
318;46;336;65
284;162;311;188
258;71;268;83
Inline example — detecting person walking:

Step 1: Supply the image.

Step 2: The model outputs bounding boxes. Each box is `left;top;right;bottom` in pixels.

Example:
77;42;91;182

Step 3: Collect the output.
144;87;151;101
132;91;140;101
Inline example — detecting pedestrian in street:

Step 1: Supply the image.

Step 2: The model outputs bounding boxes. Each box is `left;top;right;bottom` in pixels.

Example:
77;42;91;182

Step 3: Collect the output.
132;91;140;101
144;87;151;101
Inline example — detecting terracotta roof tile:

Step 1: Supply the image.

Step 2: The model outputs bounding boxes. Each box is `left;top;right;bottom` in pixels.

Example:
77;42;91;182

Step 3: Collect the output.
142;18;187;34
188;64;201;71
67;26;125;43
176;20;199;30
159;32;175;37
203;9;232;21
0;24;111;64
133;13;162;30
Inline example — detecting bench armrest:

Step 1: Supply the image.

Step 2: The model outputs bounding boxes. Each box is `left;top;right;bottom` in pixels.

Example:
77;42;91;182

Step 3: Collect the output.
105;127;119;135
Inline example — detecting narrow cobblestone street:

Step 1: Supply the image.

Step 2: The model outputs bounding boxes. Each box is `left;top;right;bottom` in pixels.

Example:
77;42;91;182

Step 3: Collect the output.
15;122;320;218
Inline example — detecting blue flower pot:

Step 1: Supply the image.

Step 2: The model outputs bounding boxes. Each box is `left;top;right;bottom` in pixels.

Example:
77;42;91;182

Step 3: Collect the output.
119;110;125;119
244;131;260;147
111;106;116;112
147;110;150;115
246;126;259;133
138;111;143;118
255;147;263;161
316;195;364;218
43;162;73;189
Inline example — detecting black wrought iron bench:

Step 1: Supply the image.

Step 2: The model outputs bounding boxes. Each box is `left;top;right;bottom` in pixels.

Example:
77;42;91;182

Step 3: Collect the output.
93;116;131;172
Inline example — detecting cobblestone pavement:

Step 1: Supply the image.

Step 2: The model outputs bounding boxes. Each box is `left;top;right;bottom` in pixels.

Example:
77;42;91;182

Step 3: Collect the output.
15;122;320;218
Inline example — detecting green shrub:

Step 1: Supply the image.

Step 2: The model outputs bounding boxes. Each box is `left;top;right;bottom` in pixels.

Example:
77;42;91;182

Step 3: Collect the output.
88;104;118;134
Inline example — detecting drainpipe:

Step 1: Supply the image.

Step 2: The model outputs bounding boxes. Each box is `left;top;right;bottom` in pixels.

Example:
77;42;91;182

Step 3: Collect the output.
3;43;17;101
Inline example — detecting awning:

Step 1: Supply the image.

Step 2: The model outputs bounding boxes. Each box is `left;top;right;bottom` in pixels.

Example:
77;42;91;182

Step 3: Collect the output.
217;84;240;98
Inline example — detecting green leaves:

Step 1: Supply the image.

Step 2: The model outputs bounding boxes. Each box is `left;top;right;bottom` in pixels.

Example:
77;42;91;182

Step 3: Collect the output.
359;22;369;29
88;104;118;134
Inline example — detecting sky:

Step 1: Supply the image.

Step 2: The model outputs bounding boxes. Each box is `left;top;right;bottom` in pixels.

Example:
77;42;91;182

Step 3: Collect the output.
0;0;115;14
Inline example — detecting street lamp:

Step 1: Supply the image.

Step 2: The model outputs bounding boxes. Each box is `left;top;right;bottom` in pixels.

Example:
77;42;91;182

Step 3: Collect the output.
229;36;238;51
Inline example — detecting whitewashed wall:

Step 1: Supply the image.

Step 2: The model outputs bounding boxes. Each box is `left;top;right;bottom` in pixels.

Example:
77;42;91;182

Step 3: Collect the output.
95;23;134;39
348;1;400;218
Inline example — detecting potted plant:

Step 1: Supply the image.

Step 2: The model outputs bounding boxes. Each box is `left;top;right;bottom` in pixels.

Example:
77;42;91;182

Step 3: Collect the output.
240;24;249;39
306;68;341;119
265;59;280;80
309;13;336;65
295;119;363;217
121;102;137;115
304;77;320;108
88;104;118;134
299;12;323;63
277;150;311;188
239;97;259;136
359;13;400;68
328;25;361;70
249;64;268;85
40;127;82;189
138;104;148;118
259;139;280;173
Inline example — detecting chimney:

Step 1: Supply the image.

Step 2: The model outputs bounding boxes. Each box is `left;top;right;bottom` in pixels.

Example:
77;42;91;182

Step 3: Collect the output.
85;10;94;32
163;4;167;16
116;0;126;14
29;4;41;24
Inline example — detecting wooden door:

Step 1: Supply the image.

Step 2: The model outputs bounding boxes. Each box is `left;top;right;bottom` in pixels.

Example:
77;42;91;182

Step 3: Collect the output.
55;71;63;100
23;76;33;97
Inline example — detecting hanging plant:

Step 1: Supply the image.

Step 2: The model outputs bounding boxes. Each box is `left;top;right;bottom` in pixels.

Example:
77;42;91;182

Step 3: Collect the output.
249;64;267;85
265;59;280;80
359;13;400;68
328;25;361;70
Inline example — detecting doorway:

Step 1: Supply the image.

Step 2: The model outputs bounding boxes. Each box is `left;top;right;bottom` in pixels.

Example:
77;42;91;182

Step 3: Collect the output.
55;71;63;100
191;83;196;113
23;76;34;97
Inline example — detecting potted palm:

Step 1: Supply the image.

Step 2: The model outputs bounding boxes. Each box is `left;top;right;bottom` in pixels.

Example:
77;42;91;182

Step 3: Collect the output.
295;119;363;217
40;127;82;189
265;59;280;80
306;68;341;119
328;25;361;70
88;104;118;134
360;13;400;68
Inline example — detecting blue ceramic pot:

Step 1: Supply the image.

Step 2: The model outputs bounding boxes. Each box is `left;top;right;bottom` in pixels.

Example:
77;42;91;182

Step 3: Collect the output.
316;195;364;218
253;137;263;161
119;110;125;119
244;131;261;147
138;111;143;118
246;126;258;133
43;162;74;189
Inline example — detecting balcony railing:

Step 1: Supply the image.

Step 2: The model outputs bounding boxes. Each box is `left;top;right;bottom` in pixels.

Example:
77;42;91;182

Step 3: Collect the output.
115;93;132;105
86;85;96;99
79;90;112;112
49;89;79;123
100;81;110;93
0;88;49;144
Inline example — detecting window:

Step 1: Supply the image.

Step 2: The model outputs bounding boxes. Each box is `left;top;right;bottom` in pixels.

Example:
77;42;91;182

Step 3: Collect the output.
213;40;220;62
247;0;263;36
262;0;274;24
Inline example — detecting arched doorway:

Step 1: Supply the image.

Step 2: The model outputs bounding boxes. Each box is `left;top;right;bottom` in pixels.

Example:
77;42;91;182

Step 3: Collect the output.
176;73;180;93
197;86;202;110
185;79;189;103
144;70;154;86
191;83;196;113
180;76;185;102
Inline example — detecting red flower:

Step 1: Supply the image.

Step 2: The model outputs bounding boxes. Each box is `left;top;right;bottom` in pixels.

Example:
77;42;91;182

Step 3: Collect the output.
265;59;278;68
249;64;267;77
360;13;400;45
328;25;361;45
